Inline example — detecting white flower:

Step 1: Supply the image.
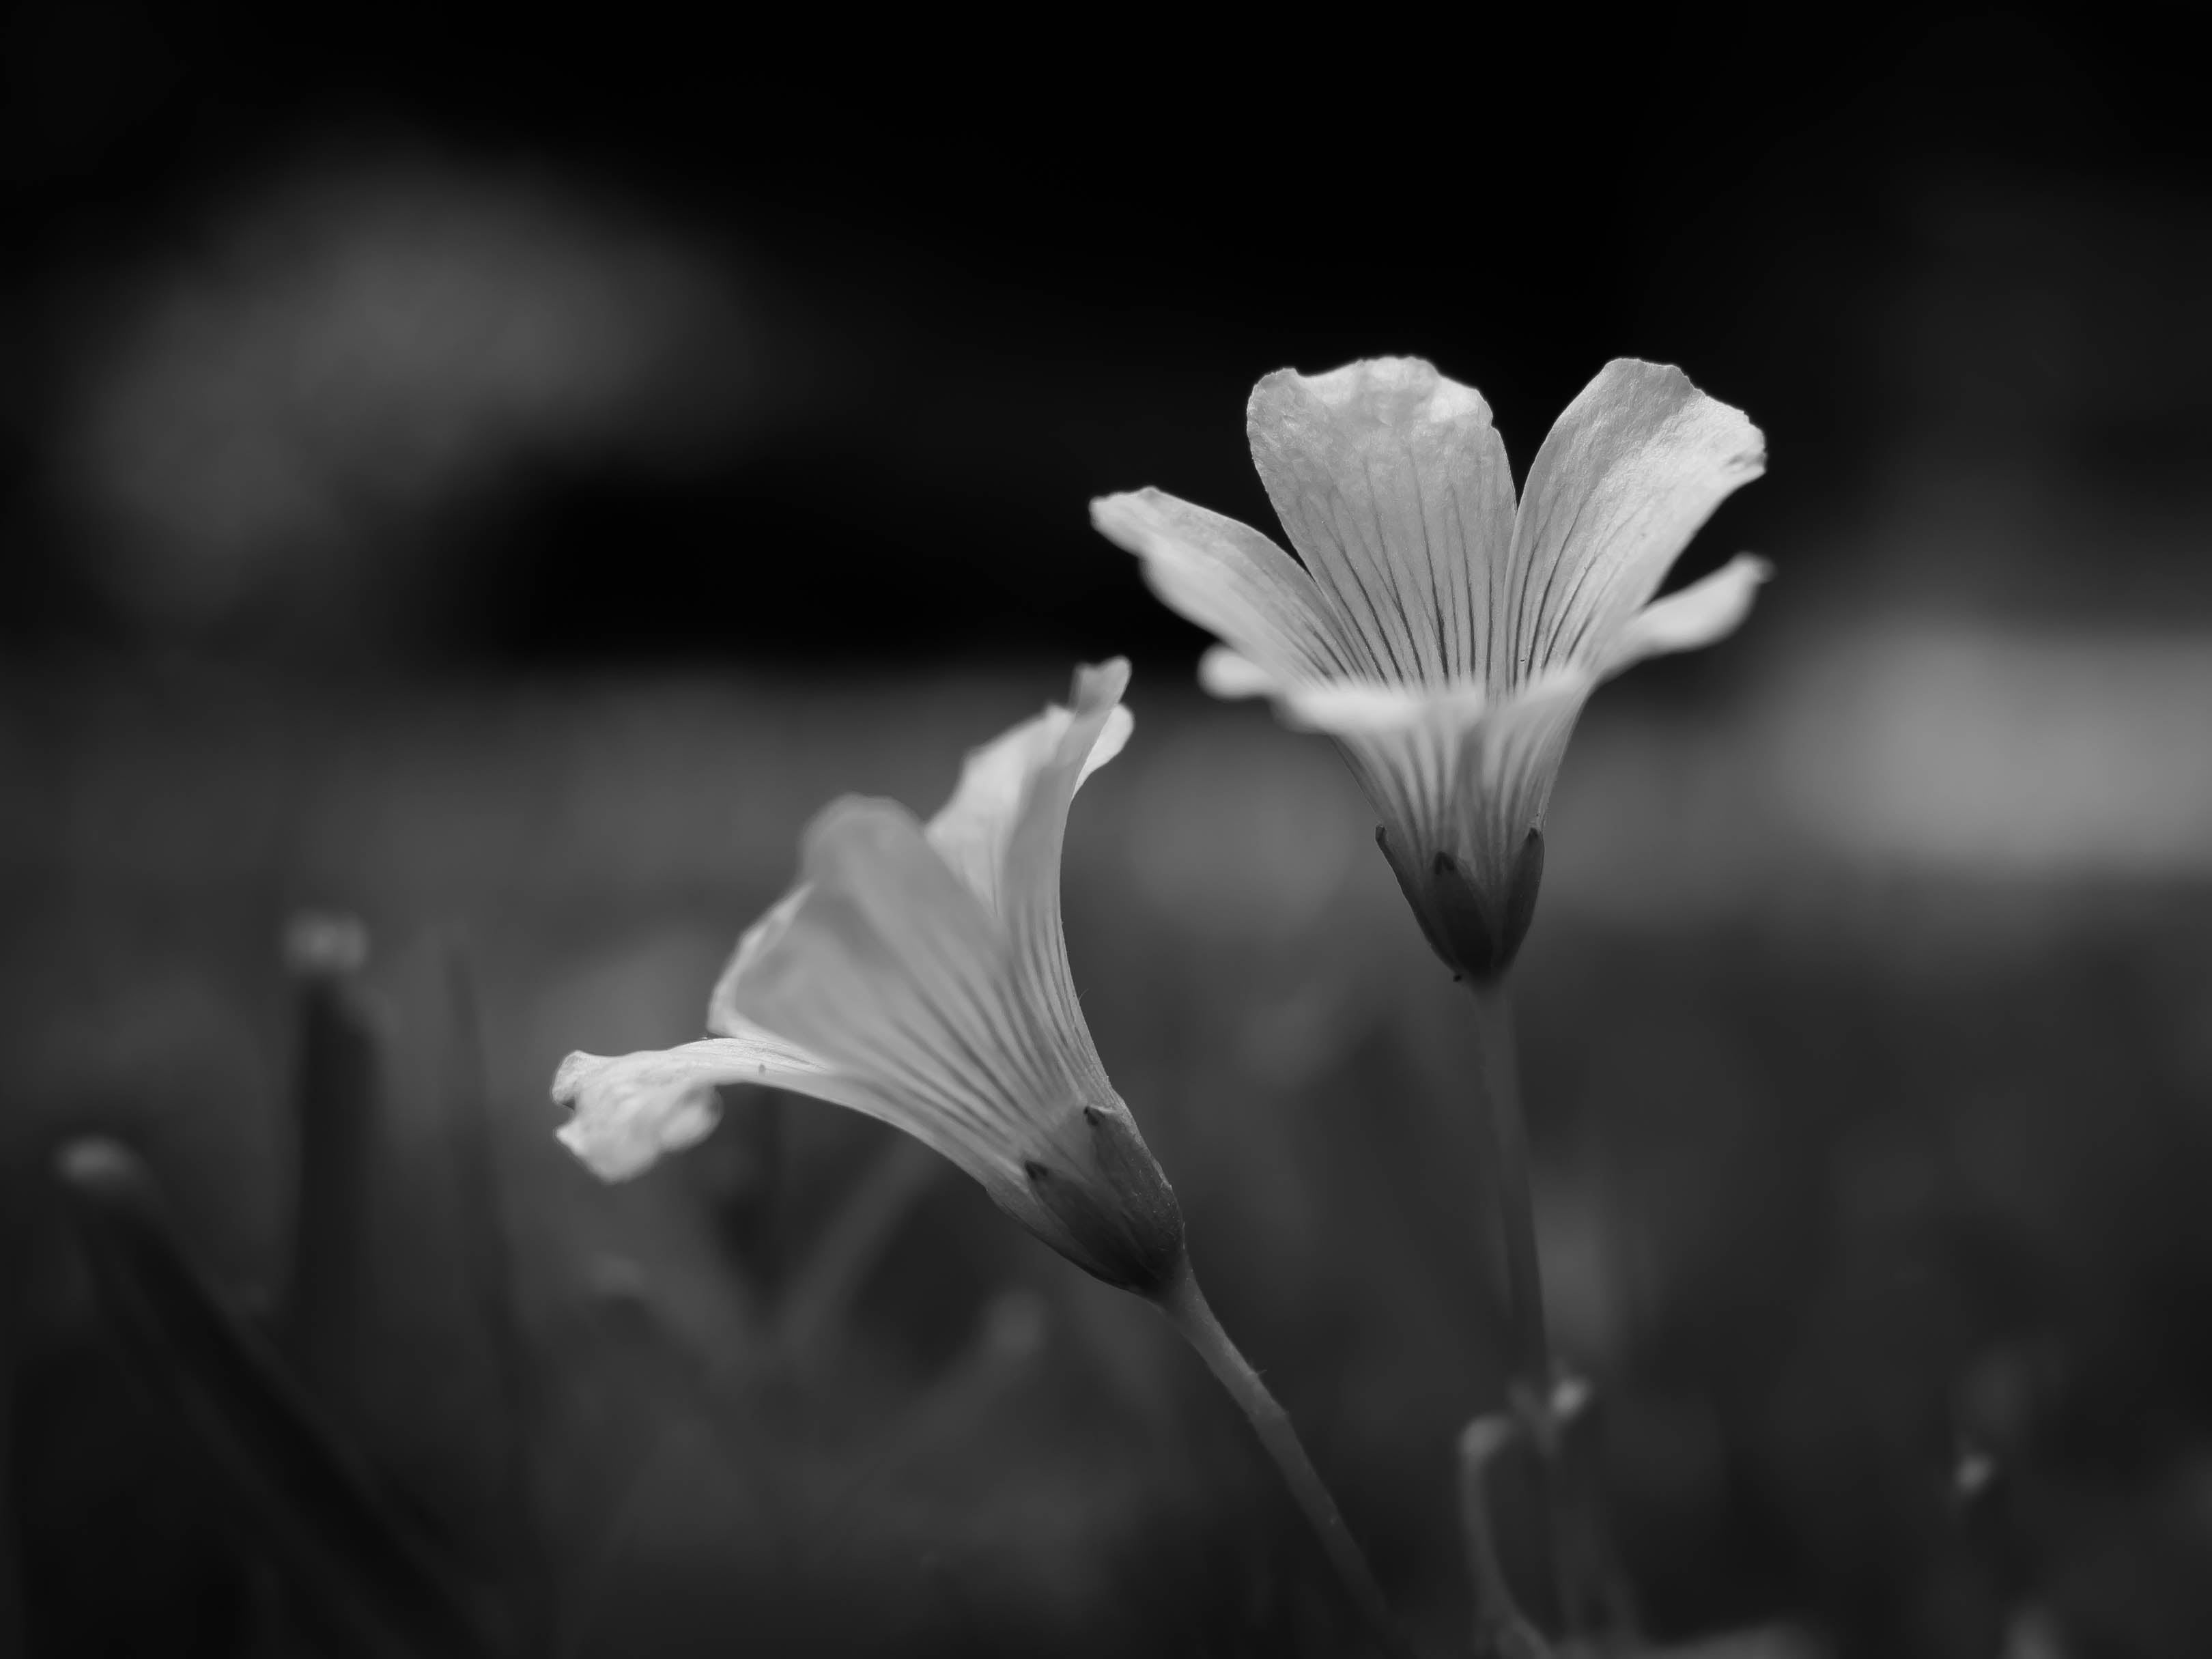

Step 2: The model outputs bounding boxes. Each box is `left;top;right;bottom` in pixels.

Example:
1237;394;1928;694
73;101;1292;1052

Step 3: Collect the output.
1092;358;1766;978
552;660;1188;1294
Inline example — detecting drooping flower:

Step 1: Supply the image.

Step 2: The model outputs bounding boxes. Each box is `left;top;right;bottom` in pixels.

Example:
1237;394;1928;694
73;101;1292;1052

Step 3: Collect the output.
1092;358;1766;980
552;660;1188;1295
556;661;1413;1648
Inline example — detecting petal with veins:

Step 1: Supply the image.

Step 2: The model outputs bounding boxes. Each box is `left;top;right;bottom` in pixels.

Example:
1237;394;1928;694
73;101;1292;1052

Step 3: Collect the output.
703;664;1134;1200
924;662;1132;918
1454;681;1589;870
1507;359;1764;683
1091;490;1355;685
720;795;1070;1175
1602;553;1772;678
1339;679;1590;978
552;666;1185;1289
1247;356;1518;686
992;660;1126;1093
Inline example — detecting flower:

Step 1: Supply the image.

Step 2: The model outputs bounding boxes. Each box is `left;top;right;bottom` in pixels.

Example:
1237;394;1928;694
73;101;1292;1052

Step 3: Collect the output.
1092;357;1766;980
552;660;1189;1295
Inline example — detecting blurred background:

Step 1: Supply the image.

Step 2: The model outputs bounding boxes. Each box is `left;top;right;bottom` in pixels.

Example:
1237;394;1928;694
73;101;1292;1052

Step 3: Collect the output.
6;5;2212;1656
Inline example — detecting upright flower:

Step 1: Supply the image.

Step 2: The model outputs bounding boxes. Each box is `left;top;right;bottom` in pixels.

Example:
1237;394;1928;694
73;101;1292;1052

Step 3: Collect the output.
553;658;1185;1295
552;661;1412;1651
1096;358;1768;1647
1091;356;1766;981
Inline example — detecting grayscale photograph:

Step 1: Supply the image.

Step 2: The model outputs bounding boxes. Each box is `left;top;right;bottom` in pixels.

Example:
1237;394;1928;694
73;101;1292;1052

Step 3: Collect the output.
3;8;2207;1657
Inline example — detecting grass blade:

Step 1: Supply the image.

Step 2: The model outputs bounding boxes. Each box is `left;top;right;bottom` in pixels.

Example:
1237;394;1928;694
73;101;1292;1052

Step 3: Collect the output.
0;1178;25;1658
279;913;380;1411
54;1136;505;1659
434;937;545;1627
773;1133;941;1366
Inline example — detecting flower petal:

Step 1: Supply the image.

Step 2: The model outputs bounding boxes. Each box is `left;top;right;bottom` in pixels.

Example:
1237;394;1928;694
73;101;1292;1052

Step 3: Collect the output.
993;662;1126;1098
1507;360;1764;682
716;794;1076;1195
1197;644;1278;700
1090;489;1355;685
1602;553;1772;677
1275;677;1491;737
705;883;809;1036
1247;356;1518;685
1453;681;1589;876
922;661;1133;919
553;1033;857;1181
1344;679;1590;980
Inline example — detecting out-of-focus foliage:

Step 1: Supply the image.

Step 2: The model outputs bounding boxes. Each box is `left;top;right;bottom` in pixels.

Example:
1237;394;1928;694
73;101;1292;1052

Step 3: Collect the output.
12;19;2212;669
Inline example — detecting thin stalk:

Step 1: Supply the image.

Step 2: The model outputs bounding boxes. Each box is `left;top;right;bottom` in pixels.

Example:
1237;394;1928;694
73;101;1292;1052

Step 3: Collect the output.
2;1182;24;1658
56;1138;502;1658
1456;1415;1548;1658
1466;983;1553;1414
774;1134;942;1365
435;939;545;1641
279;914;378;1411
0;1334;20;1658
1465;980;1578;1643
1152;1267;1414;1659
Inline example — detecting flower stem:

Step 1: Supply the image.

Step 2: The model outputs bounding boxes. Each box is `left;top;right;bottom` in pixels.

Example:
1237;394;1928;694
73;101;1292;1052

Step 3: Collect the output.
1456;1415;1550;1658
1466;980;1579;1642
1152;1267;1414;1659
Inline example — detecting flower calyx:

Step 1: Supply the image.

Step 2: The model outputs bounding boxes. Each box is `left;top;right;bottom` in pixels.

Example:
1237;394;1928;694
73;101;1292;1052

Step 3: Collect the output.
1376;823;1546;983
1018;1101;1186;1296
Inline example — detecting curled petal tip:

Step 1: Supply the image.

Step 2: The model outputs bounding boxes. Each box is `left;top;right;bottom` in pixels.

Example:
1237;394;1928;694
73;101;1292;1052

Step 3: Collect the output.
1074;655;1133;709
1197;645;1277;700
1604;551;1774;675
1085;703;1135;784
1088;490;1191;558
552;1050;724;1182
1087;490;1152;535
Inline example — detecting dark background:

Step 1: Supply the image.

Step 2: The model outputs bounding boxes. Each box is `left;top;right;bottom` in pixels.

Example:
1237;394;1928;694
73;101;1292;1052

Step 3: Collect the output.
5;9;2212;1659
9;5;2212;665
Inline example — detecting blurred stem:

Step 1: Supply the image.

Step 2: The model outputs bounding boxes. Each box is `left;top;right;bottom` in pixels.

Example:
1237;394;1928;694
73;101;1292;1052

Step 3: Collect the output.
553;1430;675;1659
1466;980;1578;1643
1466;984;1553;1420
56;1137;501;1658
1153;1267;1414;1659
436;939;544;1631
0;1339;20;1658
773;1133;941;1365
279;917;379;1410
1457;1416;1549;1658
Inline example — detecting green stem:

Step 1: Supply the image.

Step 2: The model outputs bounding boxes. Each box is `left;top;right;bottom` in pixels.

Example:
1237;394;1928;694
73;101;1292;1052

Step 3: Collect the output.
1466;980;1579;1643
1152;1267;1415;1659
